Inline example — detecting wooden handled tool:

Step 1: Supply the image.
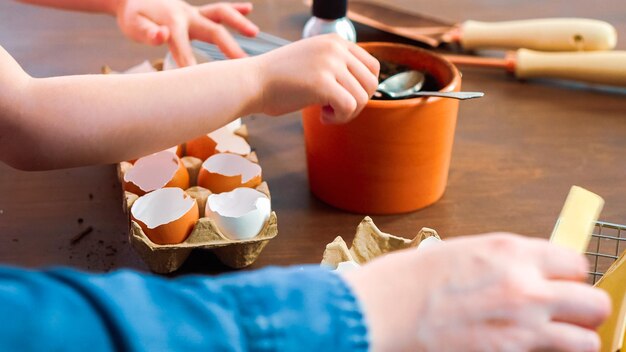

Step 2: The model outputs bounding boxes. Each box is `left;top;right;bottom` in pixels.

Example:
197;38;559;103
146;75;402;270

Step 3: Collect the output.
445;49;626;87
347;0;617;51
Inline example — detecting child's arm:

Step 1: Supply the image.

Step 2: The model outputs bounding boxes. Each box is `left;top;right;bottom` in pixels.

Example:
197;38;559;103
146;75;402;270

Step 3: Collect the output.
0;35;379;171
17;0;259;66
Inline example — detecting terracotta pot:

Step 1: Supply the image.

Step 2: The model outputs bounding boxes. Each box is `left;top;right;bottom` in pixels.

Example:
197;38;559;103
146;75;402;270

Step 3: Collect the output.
302;42;461;214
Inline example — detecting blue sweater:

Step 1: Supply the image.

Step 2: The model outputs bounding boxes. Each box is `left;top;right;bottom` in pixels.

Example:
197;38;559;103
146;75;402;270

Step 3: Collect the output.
0;266;369;351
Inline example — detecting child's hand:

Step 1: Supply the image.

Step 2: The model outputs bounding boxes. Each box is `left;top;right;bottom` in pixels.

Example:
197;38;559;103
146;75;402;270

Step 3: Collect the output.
344;233;611;351
252;34;380;124
114;0;259;67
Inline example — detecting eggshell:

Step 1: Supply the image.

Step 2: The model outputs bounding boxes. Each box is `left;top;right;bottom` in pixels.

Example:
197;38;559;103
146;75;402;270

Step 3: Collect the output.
335;261;360;273
123;60;158;74
126;146;182;165
210;127;251;156
225;118;242;132
131;187;199;245
123;150;189;196
185;126;251;161
197;153;262;193
119;161;133;175
205;187;271;240
416;236;442;251
185;134;217;161
166;145;184;158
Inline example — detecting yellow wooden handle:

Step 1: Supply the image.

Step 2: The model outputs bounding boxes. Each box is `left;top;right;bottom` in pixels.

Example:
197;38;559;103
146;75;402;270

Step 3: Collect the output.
595;251;626;352
461;18;616;51
515;49;626;86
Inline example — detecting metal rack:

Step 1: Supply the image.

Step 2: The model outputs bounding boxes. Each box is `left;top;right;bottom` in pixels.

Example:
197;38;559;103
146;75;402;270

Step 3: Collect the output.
587;221;626;284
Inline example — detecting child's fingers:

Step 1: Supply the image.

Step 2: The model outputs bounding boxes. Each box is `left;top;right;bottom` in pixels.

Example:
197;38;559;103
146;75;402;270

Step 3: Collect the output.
347;43;380;76
346;54;379;97
169;22;196;67
127;14;169;45
336;70;370;118
227;2;254;15
198;4;259;37
321;81;357;124
191;18;247;59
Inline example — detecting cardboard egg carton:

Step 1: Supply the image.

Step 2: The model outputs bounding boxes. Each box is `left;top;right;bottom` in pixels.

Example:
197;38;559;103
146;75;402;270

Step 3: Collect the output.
119;153;277;273
106;60;276;273
117;132;277;273
322;216;440;268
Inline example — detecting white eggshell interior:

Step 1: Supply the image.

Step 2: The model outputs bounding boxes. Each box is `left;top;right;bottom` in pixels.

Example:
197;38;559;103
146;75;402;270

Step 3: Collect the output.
123;60;158;74
164;145;179;155
131;188;195;229
206;187;271;240
335;261;361;273
202;153;261;183
225;118;242;132
416;236;442;252
124;150;180;192
208;126;251;155
163;47;213;71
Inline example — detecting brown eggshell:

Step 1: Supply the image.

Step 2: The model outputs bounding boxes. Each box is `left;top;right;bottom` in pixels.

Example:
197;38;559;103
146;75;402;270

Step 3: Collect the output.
197;153;262;193
185;135;217;161
131;188;200;245
123;150;190;196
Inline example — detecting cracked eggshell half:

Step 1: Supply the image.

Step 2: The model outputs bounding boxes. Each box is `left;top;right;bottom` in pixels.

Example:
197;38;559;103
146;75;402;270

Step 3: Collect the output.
165;145;184;158
127;145;182;165
131;187;199;245
123;150;190;196
185;126;251;161
197;153;262;194
205;187;271;240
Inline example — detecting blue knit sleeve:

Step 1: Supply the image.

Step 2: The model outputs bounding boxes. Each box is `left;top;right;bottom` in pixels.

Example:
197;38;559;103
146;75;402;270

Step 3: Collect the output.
0;265;369;351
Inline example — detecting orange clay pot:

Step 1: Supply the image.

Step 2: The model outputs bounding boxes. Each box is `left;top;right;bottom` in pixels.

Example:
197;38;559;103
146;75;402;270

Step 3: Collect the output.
302;42;461;214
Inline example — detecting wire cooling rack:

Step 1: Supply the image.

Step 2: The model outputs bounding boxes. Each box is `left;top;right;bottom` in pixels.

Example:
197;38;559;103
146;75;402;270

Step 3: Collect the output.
587;221;626;284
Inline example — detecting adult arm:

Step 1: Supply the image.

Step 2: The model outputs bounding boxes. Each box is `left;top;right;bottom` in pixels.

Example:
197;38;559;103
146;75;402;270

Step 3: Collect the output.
0;265;368;351
0;35;379;170
345;233;611;351
0;233;611;351
17;0;259;66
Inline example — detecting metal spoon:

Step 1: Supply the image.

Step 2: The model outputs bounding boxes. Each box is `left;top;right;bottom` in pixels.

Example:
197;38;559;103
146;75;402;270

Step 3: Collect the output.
376;70;484;100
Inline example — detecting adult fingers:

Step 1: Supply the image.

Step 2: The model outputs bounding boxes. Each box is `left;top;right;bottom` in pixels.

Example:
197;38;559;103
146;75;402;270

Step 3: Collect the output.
529;238;589;281
191;18;246;59
534;322;600;352
169;21;196;67
549;281;611;329
198;4;258;36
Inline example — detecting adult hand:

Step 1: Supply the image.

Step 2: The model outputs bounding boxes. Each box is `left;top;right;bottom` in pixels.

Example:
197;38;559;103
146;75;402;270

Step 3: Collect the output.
252;34;380;124
343;233;611;352
114;0;259;67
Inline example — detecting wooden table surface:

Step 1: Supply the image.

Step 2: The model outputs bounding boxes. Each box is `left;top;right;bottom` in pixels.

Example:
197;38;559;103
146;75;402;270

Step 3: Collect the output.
0;0;625;275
